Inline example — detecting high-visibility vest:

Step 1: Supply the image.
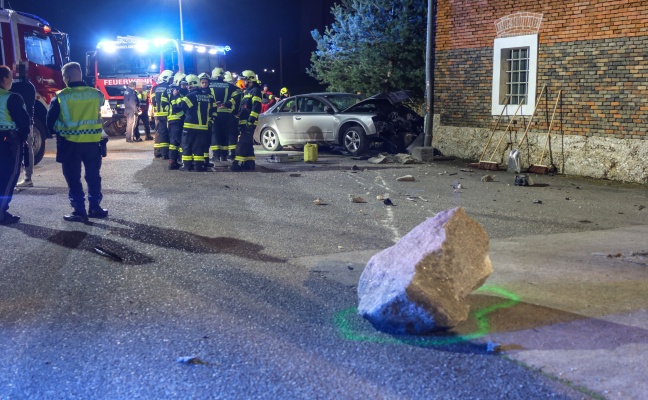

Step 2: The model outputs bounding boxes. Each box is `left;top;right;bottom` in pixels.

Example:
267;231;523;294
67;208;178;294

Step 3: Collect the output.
0;89;17;131
53;86;104;143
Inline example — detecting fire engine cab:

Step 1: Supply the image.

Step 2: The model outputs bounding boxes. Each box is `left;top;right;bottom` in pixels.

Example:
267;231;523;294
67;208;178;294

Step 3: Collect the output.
85;36;229;136
0;3;70;164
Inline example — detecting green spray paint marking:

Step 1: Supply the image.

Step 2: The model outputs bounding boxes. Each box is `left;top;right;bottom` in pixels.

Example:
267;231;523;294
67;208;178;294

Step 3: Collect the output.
335;285;519;346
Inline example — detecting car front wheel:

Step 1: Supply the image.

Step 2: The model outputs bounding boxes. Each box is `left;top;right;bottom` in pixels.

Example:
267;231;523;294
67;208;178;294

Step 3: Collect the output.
261;128;282;151
343;125;368;155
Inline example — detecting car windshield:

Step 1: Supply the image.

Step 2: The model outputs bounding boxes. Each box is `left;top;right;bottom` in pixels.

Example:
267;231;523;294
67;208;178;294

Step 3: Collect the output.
322;94;362;111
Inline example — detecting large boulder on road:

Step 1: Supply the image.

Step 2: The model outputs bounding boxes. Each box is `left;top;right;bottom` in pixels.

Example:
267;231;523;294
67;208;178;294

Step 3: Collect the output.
357;207;492;334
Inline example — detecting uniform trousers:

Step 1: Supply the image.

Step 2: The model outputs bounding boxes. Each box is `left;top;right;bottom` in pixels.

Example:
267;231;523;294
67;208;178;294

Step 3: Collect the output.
0;132;22;215
154;116;169;158
59;140;103;210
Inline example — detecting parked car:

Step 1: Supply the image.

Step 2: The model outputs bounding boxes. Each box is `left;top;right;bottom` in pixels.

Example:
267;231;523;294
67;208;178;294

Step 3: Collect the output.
253;91;423;155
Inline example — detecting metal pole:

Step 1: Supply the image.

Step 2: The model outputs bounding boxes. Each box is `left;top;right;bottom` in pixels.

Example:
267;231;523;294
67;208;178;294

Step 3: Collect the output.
424;0;437;148
279;37;283;88
179;0;184;41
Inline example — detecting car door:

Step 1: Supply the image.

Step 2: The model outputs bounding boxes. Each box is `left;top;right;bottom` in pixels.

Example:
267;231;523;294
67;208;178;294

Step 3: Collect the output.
272;98;297;142
292;97;335;143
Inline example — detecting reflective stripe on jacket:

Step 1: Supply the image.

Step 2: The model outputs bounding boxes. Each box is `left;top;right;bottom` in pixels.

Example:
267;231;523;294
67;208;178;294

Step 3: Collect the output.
0;89;17;131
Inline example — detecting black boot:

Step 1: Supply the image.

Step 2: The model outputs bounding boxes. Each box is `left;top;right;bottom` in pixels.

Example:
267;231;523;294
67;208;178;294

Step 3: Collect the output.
168;160;180;170
88;203;109;219
230;161;243;172
242;160;256;171
228;150;235;161
145;134;154;141
220;150;229;162
64;201;89;222
180;162;194;172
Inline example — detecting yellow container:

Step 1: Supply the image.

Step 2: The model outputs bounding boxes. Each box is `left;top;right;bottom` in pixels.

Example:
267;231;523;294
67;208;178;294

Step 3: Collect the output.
304;143;318;163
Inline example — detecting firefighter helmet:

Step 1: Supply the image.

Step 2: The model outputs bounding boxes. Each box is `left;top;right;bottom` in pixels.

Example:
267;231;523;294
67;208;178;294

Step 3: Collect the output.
185;74;199;87
157;69;174;84
223;71;233;83
280;87;289;96
211;67;224;79
173;73;186;87
240;70;257;83
198;72;210;82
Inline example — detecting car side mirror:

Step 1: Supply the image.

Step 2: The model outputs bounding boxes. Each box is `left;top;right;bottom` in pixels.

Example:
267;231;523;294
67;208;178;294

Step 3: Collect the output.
325;107;334;114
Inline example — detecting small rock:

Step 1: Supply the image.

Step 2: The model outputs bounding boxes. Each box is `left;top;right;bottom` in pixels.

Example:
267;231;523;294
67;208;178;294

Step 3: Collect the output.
396;175;415;182
351;165;359;171
533;199;542;204
376;194;385;201
313;198;326;205
350;195;367;203
481;175;494;182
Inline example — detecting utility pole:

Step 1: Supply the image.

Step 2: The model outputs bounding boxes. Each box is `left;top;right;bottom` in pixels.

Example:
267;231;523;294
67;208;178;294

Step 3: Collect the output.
424;0;437;148
179;0;184;41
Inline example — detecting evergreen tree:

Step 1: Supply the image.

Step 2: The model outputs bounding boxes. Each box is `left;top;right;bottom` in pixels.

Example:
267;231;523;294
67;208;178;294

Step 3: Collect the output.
308;0;426;99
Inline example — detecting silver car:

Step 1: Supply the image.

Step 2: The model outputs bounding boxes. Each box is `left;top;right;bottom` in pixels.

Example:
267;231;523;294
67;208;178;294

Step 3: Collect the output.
253;92;423;156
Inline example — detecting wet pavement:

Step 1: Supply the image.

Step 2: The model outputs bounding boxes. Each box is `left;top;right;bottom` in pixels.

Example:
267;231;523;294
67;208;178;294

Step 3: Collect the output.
1;136;646;399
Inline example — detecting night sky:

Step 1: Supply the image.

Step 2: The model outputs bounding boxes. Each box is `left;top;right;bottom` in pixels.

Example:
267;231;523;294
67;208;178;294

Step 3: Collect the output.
10;0;335;91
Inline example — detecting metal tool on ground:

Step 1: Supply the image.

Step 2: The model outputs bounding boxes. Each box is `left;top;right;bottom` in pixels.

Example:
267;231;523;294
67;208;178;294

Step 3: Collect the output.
467;95;509;170
507;84;547;173
529;90;561;175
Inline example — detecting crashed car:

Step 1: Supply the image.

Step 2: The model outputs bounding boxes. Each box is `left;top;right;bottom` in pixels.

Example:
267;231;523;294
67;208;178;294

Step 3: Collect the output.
253;91;423;156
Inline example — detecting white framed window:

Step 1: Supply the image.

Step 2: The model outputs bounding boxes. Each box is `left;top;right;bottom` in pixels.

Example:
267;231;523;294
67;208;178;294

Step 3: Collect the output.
491;34;538;116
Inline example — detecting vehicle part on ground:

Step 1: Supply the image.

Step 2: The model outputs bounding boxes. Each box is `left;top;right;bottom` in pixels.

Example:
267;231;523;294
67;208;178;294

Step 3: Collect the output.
343;125;368;155
261;128;283;151
103;116;127;136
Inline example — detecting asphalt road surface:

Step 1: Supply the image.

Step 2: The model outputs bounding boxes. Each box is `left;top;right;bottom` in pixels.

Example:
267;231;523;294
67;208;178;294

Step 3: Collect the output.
1;137;646;399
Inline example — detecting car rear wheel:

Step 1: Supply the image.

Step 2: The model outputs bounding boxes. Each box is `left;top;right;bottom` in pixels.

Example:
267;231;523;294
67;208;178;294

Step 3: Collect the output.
343;125;368;156
261;128;282;151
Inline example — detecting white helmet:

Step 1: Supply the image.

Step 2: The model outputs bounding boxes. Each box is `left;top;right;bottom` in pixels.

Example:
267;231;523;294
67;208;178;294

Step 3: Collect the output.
157;69;174;84
185;74;199;87
211;67;224;79
172;73;187;87
223;71;233;83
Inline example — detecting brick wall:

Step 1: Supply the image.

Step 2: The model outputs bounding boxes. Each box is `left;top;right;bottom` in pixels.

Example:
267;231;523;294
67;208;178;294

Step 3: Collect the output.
435;0;648;139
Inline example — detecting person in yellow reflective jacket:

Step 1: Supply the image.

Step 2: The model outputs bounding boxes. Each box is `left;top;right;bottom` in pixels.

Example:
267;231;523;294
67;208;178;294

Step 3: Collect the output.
178;74;215;172
46;62;107;222
0;65;31;225
232;70;261;172
208;67;240;162
152;70;173;159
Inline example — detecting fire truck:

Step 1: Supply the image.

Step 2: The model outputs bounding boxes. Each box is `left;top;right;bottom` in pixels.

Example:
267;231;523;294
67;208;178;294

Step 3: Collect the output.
85;36;229;136
0;4;70;164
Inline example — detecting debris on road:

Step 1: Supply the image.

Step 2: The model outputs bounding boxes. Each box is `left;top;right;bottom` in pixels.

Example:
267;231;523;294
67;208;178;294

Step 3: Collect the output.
177;356;208;365
481;175;494;182
351;165;360;171
368;155;387;164
313;198;327;206
394;153;416;164
349;195;367;203
376;194;386;201
533;199;543;204
383;198;394;206
289;173;301;177
358;207;492;334
396;175;415;182
93;247;123;262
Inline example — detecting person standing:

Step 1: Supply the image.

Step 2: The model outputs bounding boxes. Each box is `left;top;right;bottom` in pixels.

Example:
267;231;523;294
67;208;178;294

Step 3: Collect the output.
178;74;215;172
232;70;261;172
123;81;140;142
138;86;153;141
0;65;31;225
152;70;173;159
46;62;107;222
260;84;276;113
208;67;239;162
167;73;188;170
11;61;36;188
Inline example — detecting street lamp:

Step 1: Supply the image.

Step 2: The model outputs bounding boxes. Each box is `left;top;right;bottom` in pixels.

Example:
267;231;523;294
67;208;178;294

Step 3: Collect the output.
179;0;184;41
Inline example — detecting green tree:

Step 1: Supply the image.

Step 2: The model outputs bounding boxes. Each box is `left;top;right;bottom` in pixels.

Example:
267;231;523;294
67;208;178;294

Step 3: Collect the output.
308;0;426;99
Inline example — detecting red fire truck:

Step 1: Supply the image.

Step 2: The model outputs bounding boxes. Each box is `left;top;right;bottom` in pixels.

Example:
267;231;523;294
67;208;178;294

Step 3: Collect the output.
85;36;229;136
0;5;70;164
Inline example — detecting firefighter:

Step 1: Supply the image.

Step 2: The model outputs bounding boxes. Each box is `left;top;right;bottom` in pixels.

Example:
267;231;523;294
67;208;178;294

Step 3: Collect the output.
208;67;240;162
178;74;215;172
232;70;261;172
167;73;188;170
138;85;153;141
46;62;107;222
279;87;291;99
0;65;31;225
152;70;173;159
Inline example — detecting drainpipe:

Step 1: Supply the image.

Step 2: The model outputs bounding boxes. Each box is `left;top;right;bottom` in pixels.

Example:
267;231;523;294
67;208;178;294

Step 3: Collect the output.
424;0;437;148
